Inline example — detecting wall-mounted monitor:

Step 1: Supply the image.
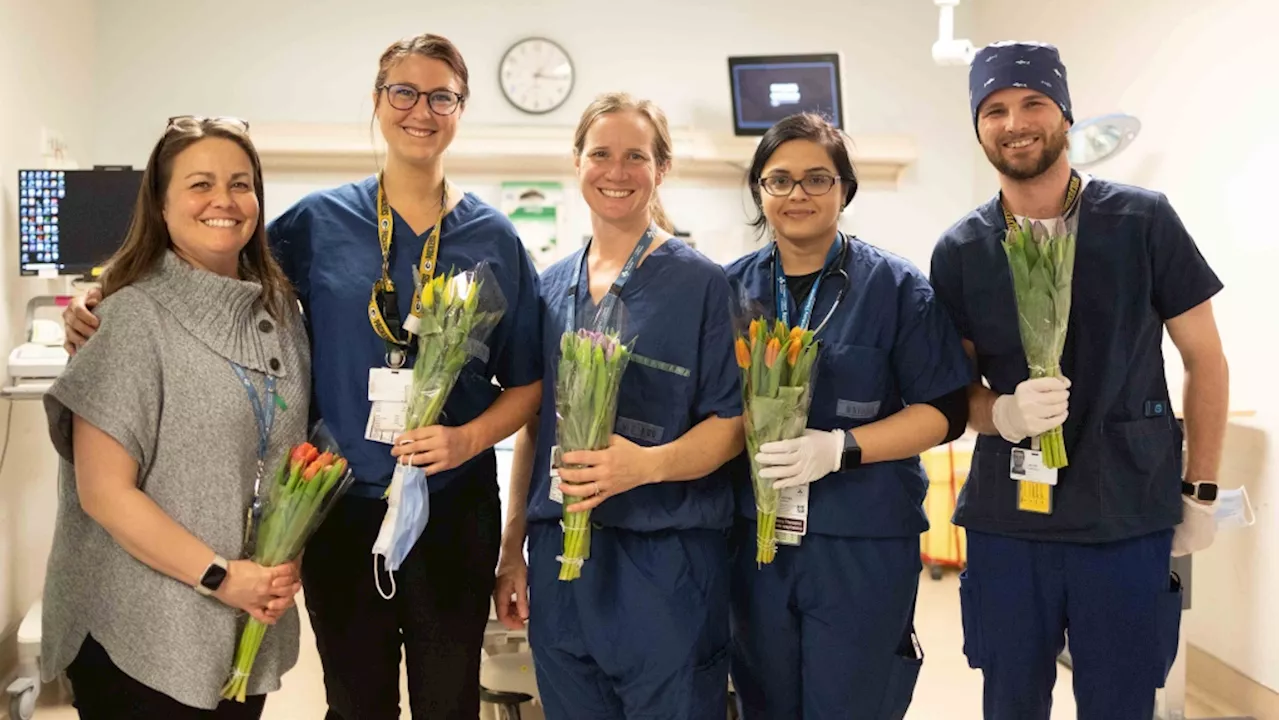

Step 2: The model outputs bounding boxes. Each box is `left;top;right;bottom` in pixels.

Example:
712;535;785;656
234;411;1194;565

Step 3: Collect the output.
728;53;844;136
17;167;141;277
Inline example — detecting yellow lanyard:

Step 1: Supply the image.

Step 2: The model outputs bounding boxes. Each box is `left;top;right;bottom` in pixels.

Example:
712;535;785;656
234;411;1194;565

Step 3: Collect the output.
367;171;448;361
1001;170;1082;231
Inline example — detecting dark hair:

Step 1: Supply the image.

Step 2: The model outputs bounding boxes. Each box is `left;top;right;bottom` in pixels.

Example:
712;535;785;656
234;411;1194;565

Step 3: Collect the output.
746;113;859;236
572;92;676;233
99;118;295;321
374;33;470;106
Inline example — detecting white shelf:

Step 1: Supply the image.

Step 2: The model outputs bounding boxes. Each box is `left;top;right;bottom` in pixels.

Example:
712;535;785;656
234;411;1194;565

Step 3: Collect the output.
251;123;917;187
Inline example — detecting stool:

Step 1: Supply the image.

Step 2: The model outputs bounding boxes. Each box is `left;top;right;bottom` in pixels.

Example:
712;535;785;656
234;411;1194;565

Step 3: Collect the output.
479;686;533;720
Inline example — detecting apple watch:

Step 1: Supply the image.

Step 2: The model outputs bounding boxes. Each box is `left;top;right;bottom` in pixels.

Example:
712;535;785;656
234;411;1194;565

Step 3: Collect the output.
195;554;229;597
839;430;862;472
1181;480;1218;502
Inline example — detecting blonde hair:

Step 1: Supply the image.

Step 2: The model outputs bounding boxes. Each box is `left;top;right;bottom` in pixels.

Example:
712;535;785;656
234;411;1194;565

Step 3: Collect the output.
572;92;675;233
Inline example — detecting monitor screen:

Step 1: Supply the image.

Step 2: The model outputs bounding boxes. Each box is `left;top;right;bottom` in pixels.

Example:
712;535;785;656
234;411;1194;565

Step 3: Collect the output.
17;168;142;277
728;53;844;136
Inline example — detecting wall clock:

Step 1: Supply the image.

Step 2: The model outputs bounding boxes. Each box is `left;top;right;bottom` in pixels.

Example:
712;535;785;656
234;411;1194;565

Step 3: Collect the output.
499;37;575;115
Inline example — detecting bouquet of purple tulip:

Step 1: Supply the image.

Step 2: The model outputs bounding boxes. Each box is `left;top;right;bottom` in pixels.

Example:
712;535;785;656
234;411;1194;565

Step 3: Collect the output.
552;326;634;580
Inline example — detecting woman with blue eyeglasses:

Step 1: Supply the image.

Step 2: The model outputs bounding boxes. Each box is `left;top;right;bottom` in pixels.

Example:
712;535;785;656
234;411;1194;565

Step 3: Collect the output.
722;113;970;720
63;33;543;720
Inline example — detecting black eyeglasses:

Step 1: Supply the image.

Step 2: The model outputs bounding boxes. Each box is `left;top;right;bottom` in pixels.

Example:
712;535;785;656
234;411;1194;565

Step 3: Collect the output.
758;175;841;197
167;115;250;132
379;84;465;115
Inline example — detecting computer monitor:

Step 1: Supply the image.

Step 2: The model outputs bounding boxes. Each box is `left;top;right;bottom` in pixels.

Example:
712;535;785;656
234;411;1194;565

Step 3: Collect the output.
727;53;844;136
17;168;142;278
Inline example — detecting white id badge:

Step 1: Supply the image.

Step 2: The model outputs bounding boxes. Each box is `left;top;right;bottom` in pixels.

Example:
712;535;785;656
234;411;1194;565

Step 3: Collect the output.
1010;448;1058;486
365;368;412;444
548;445;564;504
775;484;811;546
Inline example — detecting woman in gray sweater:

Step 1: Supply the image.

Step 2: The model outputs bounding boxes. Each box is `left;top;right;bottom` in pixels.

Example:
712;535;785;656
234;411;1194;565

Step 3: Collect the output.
42;116;309;718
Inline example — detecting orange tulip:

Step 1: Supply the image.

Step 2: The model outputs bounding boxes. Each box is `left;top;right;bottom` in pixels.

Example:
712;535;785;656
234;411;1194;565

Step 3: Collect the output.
735;337;751;369
764;337;781;368
787;339;802;366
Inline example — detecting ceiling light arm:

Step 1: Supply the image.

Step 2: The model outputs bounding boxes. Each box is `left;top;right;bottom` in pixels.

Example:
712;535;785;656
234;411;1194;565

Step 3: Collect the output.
932;0;976;66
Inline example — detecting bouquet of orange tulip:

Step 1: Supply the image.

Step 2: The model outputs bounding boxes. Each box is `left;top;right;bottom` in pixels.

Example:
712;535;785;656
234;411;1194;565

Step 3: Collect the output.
221;423;354;702
735;318;820;564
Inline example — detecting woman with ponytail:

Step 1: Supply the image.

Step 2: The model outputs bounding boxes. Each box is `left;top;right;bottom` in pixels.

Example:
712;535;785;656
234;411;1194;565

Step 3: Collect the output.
493;92;743;720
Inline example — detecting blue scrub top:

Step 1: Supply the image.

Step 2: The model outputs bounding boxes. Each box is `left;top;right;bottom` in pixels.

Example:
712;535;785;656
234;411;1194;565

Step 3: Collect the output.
930;179;1223;543
525;239;743;532
723;234;971;538
269;176;543;499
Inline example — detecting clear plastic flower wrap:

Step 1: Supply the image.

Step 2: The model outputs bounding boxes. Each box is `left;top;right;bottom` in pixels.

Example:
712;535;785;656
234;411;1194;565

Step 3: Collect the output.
1004;218;1074;468
552;293;634;581
403;263;508;432
221;421;355;702
730;285;820;565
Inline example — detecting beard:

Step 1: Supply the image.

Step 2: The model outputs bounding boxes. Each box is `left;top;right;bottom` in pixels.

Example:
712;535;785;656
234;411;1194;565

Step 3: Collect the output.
984;127;1069;181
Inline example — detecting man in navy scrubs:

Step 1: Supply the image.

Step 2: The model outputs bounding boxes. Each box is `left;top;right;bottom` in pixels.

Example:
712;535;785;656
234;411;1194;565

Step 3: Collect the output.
929;41;1230;720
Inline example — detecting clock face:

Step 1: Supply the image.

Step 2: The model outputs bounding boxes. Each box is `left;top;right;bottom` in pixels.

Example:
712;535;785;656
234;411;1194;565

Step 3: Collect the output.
500;37;575;115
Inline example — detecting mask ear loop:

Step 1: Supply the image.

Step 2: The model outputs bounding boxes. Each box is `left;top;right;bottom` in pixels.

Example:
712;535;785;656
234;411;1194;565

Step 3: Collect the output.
374;555;397;600
375;451;415;600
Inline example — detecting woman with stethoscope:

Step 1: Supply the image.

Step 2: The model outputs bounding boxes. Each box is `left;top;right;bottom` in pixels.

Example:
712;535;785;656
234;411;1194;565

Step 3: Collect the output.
722;112;972;720
62;33;544;719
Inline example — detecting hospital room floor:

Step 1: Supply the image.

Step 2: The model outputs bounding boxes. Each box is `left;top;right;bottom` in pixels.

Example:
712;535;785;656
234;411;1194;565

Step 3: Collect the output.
30;570;1241;720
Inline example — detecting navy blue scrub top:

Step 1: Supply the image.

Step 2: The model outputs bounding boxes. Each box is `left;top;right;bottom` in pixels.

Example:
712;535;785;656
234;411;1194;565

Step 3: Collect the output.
525;239;743;533
930;179;1223;543
723;234;972;539
269;176;544;499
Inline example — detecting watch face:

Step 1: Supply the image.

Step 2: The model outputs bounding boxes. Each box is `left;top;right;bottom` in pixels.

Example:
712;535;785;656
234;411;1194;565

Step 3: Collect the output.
499;37;574;115
201;563;228;592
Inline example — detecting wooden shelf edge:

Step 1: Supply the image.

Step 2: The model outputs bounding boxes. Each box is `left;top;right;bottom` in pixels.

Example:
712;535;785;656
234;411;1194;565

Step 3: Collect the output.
252;123;916;186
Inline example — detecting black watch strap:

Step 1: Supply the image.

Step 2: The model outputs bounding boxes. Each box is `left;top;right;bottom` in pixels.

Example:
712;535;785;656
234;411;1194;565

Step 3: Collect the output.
1181;481;1219;502
840;431;862;472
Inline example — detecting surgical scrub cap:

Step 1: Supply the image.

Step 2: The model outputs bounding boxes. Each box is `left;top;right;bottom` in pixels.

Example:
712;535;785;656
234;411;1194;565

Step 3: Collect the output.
969;41;1073;136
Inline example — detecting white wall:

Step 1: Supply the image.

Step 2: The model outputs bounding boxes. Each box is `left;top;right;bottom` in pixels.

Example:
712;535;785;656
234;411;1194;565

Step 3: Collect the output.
90;0;979;270
973;0;1280;692
0;0;97;673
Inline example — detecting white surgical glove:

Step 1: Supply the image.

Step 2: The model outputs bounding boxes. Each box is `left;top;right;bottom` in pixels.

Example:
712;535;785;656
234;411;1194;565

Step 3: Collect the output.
991;376;1072;444
755;429;845;490
1172;495;1218;557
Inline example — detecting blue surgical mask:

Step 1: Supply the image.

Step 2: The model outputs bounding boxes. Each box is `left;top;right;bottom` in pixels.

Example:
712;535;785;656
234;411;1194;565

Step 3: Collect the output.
371;462;431;600
1213;487;1255;530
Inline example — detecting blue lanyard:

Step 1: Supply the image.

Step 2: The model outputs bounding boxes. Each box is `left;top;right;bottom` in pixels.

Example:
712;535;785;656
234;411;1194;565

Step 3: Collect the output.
773;234;844;330
229;362;277;464
565;225;656;333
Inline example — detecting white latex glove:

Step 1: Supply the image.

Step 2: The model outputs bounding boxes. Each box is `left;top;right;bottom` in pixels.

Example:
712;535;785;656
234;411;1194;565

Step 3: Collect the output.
755;429;845;490
991;376;1072;444
1172;495;1218;557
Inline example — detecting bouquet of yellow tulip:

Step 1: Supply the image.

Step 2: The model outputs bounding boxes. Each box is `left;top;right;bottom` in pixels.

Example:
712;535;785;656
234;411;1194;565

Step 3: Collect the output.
735;318;819;564
404;264;507;432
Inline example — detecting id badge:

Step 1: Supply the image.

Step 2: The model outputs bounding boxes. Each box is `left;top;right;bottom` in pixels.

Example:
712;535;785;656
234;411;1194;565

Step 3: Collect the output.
775;484;810;546
548;445;564;504
1009;448;1058;486
365;368;412;445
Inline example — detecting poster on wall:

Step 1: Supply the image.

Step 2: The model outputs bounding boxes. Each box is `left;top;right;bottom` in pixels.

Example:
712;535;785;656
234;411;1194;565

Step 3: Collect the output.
501;181;563;270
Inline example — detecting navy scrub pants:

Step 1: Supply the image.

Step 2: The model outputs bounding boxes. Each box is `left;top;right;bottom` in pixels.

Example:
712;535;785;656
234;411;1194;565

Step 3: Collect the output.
728;521;924;720
527;521;731;720
959;528;1182;720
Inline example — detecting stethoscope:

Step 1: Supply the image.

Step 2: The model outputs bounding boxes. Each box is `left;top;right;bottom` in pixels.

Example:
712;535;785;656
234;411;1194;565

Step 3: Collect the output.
771;232;851;335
